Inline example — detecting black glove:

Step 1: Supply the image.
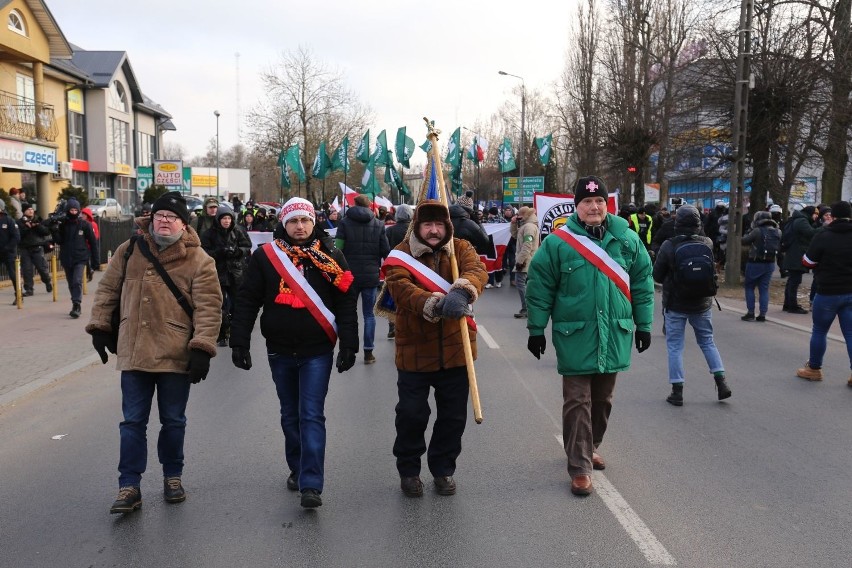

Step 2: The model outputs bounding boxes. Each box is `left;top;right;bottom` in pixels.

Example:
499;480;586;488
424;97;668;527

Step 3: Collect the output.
91;330;117;364
336;348;356;373
515;263;524;273
229;247;244;259
527;335;546;359
187;349;212;383
231;346;252;370
437;288;470;319
635;330;651;353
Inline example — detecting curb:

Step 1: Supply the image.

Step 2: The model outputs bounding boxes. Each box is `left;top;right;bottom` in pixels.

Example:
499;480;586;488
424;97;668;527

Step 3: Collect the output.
0;354;100;409
716;300;845;343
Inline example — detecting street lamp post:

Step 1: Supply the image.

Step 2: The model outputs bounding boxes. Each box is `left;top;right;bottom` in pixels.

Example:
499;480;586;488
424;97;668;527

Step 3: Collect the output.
214;110;221;200
498;70;525;205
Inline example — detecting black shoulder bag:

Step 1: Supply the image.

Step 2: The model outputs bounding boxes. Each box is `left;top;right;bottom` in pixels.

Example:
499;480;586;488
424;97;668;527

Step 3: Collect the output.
110;237;138;344
136;237;195;321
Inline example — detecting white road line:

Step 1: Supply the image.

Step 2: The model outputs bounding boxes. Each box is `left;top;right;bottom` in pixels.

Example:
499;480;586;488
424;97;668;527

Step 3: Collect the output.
554;434;676;566
476;325;500;349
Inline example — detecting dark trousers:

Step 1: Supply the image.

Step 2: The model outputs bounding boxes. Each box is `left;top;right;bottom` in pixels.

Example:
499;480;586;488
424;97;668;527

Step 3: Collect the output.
118;371;191;487
63;262;85;304
393;366;469;478
562;373;617;477
20;247;49;292
784;269;805;308
1;254;16;291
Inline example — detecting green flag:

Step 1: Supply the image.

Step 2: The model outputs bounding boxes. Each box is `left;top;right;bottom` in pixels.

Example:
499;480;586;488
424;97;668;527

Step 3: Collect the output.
278;149;291;189
285;144;306;183
450;164;463;196
444;127;461;168
331;136;350;173
371;129;390;166
420;139;432;154
535;133;553;166
311;141;331;180
384;151;404;192
395;127;415;168
361;156;381;196
497;137;517;173
355;130;370;164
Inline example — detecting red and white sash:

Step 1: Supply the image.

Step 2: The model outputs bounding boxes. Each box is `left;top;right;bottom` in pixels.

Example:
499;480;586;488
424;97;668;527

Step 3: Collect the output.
382;249;477;331
553;226;632;302
261;243;338;344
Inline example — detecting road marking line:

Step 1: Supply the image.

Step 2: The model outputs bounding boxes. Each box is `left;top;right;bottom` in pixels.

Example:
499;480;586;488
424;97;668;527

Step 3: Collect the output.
477;325;500;349
554;434;676;566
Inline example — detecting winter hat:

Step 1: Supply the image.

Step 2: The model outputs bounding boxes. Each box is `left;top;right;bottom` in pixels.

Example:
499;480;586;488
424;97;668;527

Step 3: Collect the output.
66;198;81;212
216;206;235;223
279;197;316;224
518;206;536;220
802;205;816;218
769;204;782;213
574;176;608;203
830;200;852;220
413;200;453;248
753;211;772;223
394;203;413;222
151;191;190;224
674;204;701;228
20;202;32;213
457;190;474;209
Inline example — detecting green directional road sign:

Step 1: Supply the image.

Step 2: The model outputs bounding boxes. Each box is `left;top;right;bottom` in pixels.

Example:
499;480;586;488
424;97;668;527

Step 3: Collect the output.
503;176;545;203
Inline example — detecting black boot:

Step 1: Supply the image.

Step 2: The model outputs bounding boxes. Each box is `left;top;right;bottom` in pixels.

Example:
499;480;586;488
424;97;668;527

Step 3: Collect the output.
666;383;683;406
714;375;732;400
70;302;81;318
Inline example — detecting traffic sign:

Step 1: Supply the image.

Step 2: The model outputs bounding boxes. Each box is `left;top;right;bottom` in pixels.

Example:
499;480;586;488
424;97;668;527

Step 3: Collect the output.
502;176;544;203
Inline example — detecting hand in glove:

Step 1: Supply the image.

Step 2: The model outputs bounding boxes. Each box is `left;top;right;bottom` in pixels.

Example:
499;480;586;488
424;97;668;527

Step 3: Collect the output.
336;348;356;373
91;330;117;364
514;263;525;273
231;346;252;370
635;330;651;353
187;349;212;383
436;288;471;319
527;335;546;359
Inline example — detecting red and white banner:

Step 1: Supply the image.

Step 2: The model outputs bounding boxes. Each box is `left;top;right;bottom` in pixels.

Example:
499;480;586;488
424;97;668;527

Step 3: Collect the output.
481;224;511;273
533;192;618;240
551;227;632;302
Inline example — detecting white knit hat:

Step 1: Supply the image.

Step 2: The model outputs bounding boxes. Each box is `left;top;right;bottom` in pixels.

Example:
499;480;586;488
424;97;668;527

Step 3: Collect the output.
279;197;316;224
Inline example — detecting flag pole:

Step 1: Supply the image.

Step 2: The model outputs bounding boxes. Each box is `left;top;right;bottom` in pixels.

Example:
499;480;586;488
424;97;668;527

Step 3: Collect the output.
423;117;483;424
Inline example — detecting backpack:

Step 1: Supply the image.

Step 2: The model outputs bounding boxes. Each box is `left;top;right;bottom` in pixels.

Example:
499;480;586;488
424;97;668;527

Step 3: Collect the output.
672;236;717;299
755;226;780;261
780;219;795;252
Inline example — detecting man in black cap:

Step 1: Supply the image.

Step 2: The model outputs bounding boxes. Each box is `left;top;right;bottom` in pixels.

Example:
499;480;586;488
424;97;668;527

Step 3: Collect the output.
86;191;222;515
525;176;654;497
51;198;97;318
17;202;53;296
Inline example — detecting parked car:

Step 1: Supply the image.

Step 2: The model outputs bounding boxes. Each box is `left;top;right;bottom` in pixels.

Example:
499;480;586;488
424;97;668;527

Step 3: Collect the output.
88;198;122;219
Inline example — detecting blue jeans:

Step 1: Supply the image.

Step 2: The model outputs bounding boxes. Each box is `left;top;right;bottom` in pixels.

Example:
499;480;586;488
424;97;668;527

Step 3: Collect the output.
356;286;377;351
118;371;191;487
268;351;333;492
63;262;86;303
744;262;775;315
516;272;528;311
664;309;725;384
808;293;852;369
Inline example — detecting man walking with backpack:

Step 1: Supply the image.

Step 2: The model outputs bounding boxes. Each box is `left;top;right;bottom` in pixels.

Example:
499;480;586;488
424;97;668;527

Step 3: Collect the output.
653;205;730;406
741;211;782;321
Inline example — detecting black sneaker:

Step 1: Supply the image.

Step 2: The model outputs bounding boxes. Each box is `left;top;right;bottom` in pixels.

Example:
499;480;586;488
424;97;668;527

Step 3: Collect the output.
286;473;298;491
434;476;457;495
788;305;809;314
756;314;766;322
45;281;53;293
514;310;527;319
110;486;142;514
23;290;33;297
400;476;423;497
70;302;81;318
163;477;186;503
300;489;322;508
741;312;755;321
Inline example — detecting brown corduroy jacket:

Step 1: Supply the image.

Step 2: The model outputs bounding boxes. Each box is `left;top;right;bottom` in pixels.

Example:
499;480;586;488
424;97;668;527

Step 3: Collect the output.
385;234;487;372
86;220;222;373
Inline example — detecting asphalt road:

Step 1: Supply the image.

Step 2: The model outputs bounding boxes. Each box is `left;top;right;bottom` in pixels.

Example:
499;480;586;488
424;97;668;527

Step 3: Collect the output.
1;283;850;567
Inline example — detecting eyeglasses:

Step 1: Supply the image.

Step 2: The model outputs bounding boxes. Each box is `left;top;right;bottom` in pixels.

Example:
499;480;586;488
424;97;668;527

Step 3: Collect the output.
153;212;181;223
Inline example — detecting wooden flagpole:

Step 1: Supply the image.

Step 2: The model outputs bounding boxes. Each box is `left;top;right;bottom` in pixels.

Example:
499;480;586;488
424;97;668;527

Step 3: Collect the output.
423;117;483;424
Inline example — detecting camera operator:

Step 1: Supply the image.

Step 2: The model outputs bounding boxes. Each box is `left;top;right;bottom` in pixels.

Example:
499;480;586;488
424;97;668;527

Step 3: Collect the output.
51;198;97;318
17;203;52;296
200;206;251;346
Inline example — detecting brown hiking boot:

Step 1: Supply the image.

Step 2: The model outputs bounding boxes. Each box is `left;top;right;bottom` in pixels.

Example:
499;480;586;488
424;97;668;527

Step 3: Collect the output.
163;477;186;503
110;486;142;514
796;363;823;381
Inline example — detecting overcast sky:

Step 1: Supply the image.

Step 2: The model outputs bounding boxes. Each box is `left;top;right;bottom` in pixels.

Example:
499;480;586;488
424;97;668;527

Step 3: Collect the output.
50;0;578;163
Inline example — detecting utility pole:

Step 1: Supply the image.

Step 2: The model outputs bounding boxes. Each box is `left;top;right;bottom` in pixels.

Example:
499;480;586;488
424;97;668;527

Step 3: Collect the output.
726;0;754;286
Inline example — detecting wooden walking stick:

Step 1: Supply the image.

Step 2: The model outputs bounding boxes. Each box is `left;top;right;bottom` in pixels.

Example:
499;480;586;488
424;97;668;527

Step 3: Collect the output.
424;117;483;424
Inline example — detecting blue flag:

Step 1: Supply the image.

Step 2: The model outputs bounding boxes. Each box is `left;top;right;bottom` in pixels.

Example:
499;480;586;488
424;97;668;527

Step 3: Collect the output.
427;158;438;200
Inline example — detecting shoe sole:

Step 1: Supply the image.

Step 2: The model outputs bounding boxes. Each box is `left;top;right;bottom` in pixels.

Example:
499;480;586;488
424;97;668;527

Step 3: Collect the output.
364;359;376;364
592;459;605;471
164;494;186;503
435;486;456;496
570;486;593;496
300;496;322;508
402;489;423;498
110;500;142;514
666;398;683;406
796;373;822;381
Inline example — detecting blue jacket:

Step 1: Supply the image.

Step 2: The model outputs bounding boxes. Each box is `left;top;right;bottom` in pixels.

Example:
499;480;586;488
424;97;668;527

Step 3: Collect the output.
53;215;97;268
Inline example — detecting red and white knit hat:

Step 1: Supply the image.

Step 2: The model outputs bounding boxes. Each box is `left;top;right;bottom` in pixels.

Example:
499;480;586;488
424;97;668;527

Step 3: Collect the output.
279;197;316;223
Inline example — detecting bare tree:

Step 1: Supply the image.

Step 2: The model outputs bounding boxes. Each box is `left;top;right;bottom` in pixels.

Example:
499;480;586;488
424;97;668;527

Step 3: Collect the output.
161;141;187;161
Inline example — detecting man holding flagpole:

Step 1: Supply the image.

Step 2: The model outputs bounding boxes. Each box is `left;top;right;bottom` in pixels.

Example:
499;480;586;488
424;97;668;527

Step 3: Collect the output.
383;199;488;498
525;176;654;497
229;197;359;509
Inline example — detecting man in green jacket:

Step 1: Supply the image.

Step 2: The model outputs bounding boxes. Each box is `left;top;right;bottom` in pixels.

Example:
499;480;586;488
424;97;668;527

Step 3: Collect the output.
525;176;654;497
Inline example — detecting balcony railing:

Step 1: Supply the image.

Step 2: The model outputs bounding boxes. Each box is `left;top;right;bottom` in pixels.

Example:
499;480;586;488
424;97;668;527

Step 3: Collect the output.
0;89;58;142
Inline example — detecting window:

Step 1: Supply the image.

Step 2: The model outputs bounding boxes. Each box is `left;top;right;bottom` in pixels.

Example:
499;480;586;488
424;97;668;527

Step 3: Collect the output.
69;112;85;160
72;170;87;190
109;81;128;112
109;118;128;164
137;132;154;167
8;10;26;36
16;74;34;124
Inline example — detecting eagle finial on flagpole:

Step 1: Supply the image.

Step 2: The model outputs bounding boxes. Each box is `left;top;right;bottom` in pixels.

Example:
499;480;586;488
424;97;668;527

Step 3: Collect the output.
423;117;441;139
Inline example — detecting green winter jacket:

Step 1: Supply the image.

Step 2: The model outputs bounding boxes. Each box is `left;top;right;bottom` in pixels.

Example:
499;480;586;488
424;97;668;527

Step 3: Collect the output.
526;213;654;376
